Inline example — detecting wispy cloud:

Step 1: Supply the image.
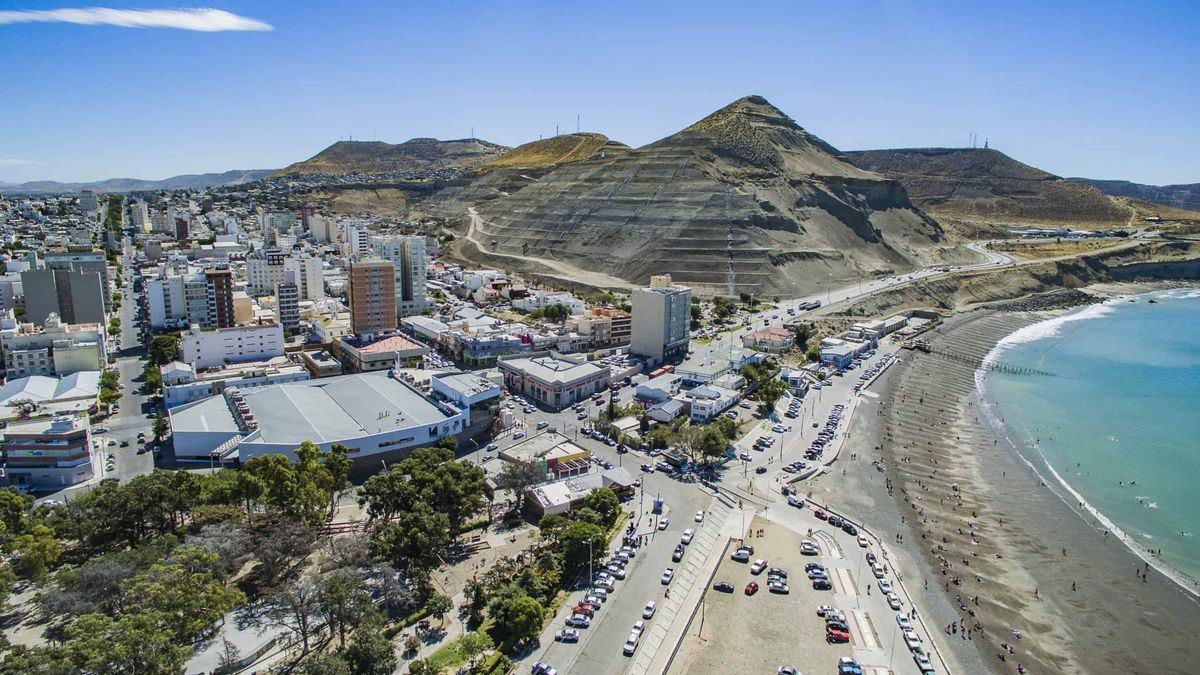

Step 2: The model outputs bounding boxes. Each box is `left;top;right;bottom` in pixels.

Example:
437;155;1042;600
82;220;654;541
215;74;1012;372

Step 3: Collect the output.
0;159;41;166
0;7;273;32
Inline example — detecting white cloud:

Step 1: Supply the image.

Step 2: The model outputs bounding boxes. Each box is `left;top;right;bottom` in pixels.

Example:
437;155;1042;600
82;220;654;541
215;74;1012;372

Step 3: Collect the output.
0;7;273;32
0;159;41;166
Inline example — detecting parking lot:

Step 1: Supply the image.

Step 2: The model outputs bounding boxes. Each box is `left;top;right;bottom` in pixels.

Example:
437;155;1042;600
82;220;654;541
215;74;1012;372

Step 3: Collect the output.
670;516;858;674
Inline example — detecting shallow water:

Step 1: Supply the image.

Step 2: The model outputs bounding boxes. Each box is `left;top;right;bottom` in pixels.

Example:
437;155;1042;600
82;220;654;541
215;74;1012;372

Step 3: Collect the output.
982;288;1200;585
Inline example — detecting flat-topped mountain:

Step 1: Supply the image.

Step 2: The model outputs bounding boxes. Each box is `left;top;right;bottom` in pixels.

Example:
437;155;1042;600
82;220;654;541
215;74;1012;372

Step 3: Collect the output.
487;133;629;169
443;96;959;295
845;147;1129;228
274;138;508;176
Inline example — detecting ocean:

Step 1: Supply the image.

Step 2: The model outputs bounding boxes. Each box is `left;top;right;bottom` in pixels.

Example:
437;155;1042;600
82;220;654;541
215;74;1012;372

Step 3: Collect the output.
980;288;1200;588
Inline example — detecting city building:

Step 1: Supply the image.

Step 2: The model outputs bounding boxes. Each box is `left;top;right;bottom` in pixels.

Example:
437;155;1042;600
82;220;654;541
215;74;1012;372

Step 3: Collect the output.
147;265;236;329
742;325;795;353
498;432;590;480
372;235;429;318
178;323;285;370
348;258;396;335
630;274;691;367
284;255;325;300
0;371;100;419
20;268;105;325
526;467;637;517
162;356;310;408
276;271;300;331
333;332;429;373
2;315;107;379
684;384;739;423
78;190;99;220
2;413;95;489
441;329;529;367
169;370;475;464
497;352;610;410
513;290;586;316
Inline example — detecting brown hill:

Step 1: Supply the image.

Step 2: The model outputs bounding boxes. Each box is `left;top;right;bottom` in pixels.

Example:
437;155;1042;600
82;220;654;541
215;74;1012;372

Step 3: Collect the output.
487;133;629;169
435;96;966;295
844;148;1130;228
1066;178;1200;214
274;138;507;176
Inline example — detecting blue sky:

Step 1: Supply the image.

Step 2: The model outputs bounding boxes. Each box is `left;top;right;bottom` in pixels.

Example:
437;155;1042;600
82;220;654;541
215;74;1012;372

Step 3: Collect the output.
1;0;1197;185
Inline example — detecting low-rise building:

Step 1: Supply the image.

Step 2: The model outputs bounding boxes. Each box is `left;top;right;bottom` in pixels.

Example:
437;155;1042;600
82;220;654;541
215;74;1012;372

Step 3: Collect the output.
684;384;739;423
2;315;107;379
498;352;610;410
0;372;99;419
2;413;94;489
179;323;285;370
742;325;794;353
526;467;636;517
162;357;311;409
299;350;343;378
333;332;429;373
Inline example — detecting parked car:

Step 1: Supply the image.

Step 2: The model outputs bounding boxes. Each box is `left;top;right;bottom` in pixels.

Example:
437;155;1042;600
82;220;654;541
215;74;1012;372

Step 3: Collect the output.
642;601;656;619
660;569;674;585
750;559;768;574
744;581;759;595
555;628;580;643
712;581;735;593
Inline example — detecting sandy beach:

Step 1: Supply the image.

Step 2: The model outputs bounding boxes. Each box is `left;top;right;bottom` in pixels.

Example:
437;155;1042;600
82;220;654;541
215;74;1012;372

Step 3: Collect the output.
808;306;1200;674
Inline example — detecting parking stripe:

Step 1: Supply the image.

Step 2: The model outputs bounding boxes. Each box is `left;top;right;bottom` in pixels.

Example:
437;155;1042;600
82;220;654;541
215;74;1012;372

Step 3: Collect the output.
852;608;880;650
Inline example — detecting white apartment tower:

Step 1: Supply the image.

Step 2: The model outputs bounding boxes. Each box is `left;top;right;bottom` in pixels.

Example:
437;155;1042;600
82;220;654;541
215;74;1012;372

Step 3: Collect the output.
371;235;429;318
276;270;300;331
630;274;692;366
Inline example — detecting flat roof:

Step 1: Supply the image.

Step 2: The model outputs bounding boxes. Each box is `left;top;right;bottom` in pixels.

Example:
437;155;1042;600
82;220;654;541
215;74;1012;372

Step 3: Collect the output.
347;333;426;354
500;355;606;385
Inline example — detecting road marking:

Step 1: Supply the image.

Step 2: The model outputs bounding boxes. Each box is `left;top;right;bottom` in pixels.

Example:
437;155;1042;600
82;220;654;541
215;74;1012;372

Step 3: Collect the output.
852;608;880;650
837;568;857;596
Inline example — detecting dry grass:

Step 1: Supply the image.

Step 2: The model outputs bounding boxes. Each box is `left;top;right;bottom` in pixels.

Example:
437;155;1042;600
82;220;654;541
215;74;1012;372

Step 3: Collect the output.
988;239;1126;260
487;133;622;169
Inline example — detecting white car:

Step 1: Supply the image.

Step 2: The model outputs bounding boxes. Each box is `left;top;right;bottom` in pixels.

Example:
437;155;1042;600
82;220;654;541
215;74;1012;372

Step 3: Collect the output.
661;569;674;585
751;559;768;574
658;517;669;531
694;510;705;523
642;601;656;619
800;540;818;555
887;592;902;610
913;652;935;673
631;620;645;636
896;613;912;630
622;631;640;656
878;580;893;594
681;529;694;545
857;535;869;548
513;431;525;440
903;629;923;652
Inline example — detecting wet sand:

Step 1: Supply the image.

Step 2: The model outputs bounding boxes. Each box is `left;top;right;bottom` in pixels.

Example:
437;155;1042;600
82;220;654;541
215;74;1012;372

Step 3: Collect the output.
813;309;1200;674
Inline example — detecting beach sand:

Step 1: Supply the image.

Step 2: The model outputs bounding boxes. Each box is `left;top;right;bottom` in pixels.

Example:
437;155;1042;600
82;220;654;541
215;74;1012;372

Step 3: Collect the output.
808;308;1200;674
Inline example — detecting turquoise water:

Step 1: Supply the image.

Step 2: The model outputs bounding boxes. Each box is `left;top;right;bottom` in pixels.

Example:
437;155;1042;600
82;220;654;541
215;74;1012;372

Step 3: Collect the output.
983;288;1200;585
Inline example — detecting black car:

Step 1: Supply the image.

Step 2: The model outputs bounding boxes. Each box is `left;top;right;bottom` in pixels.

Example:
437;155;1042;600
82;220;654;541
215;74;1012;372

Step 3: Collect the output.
841;523;859;536
712;581;735;593
755;466;767;474
828;515;844;528
805;563;825;572
672;545;685;562
866;552;878;566
826;619;850;632
812;578;833;591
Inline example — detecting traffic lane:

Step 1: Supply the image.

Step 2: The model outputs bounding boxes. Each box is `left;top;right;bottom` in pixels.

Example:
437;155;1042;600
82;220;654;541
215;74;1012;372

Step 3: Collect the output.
569;476;711;675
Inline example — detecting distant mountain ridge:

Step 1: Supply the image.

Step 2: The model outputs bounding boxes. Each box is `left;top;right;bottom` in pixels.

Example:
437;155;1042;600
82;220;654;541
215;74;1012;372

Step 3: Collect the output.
0;169;274;194
274;138;508;176
844;147;1129;228
1066;178;1200;213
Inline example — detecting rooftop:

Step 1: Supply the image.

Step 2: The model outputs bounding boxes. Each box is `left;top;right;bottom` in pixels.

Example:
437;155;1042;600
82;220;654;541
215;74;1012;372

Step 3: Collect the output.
499;354;606;385
342;333;426;354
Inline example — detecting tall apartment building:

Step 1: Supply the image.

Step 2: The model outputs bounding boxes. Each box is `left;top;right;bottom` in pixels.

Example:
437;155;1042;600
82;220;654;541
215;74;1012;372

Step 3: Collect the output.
345;221;371;257
284;255;325;300
147;265;235;329
309;214;335;243
630;274;692;366
276;270;300;331
173;215;190;241
246;248;288;295
21;268;105;325
129;201;151;232
371;235;429;318
43;249;111;312
78;190;99;220
348;259;396;335
2;314;107;379
150;209;170;233
2;413;95;489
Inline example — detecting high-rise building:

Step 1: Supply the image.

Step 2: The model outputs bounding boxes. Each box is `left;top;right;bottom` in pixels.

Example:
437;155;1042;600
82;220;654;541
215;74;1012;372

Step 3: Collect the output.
309;214;334;244
345;221;371;257
44;249;111;312
150;209;170;233
348;259;396;335
129;201;151;232
246;248;288;295
630;274;692;366
371;235;429;317
78;190;99;220
276;269;300;331
204;267;235;329
284;255;326;300
20;268;105;325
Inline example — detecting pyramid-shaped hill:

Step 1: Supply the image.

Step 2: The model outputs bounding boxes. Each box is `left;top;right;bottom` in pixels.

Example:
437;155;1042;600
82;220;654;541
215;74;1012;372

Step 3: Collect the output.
457;96;960;295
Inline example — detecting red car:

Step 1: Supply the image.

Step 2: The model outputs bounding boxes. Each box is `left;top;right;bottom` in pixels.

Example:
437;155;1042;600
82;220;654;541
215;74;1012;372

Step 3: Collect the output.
814;509;829;521
826;628;851;643
572;604;594;617
744;581;759;595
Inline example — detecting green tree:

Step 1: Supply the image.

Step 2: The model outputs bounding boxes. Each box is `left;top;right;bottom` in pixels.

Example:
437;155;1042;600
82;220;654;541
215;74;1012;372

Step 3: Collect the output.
11;524;61;583
342;626;396;675
458;631;494;670
147;335;180;366
557;521;605;575
99;369;120;391
369;504;450;576
495;460;544;511
122;558;246;643
319;570;376;650
407;659;430;675
490;593;544;648
0;488;32;540
143;362;163;392
755;377;789;411
425;591;453;627
581;487;620;526
296;653;352;675
153;411;170;441
806;346;821;363
63;610;193;674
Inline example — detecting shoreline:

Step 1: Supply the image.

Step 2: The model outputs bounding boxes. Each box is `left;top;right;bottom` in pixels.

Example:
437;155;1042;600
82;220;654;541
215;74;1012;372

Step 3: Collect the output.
977;287;1200;598
814;296;1200;674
